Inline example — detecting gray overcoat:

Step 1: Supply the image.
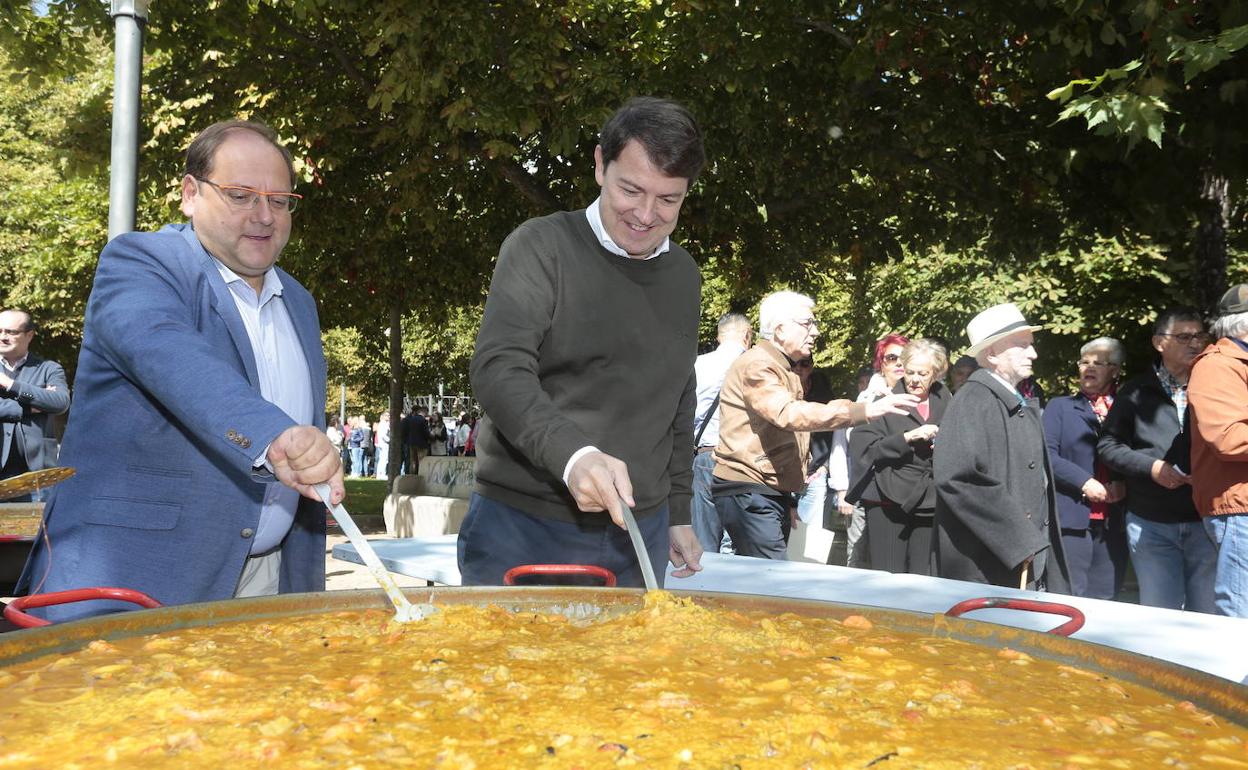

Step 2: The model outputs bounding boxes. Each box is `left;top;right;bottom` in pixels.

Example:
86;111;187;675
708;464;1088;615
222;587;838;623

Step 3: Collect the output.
932;369;1071;592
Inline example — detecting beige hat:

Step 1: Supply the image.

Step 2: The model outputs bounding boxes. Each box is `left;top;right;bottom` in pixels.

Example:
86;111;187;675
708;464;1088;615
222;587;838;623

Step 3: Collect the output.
1217;284;1248;315
965;302;1043;356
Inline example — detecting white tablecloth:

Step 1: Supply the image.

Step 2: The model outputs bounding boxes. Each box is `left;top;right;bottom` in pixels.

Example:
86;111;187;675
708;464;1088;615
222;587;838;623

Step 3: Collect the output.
333;535;1248;683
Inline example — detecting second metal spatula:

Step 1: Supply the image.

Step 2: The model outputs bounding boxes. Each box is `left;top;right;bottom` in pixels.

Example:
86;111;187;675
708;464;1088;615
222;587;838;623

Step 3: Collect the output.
619;496;658;591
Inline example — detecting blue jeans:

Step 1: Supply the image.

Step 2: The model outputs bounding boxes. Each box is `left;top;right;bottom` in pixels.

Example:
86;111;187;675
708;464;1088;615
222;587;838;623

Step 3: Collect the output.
349;447;364;477
1204;514;1248;618
691;450;728;553
796;470;827;524
1125;512;1217;613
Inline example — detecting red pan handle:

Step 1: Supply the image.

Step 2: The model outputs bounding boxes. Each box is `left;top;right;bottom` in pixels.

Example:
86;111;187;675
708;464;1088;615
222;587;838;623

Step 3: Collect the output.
503;564;618;587
3;587;162;628
944;596;1086;637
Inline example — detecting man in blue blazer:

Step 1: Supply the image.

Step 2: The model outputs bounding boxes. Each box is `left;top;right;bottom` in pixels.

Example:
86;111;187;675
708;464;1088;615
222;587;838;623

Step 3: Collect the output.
18;120;345;621
0;309;71;500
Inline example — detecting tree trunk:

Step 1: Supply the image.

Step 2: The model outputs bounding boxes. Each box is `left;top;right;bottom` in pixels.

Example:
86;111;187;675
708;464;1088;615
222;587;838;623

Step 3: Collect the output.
387;300;405;490
1193;160;1230;317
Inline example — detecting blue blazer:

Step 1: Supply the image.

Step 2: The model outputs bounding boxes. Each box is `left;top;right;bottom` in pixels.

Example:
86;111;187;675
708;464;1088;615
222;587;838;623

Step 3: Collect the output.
1042;393;1115;530
18;224;328;620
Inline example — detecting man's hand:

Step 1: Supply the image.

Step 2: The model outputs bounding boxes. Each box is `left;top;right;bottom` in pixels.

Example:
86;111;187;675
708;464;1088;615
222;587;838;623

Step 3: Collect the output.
567;450;634;528
268;425;345;504
0;373;11;390
1081;478;1110;503
668;524;703;578
865;392;920;419
1150;460;1191;490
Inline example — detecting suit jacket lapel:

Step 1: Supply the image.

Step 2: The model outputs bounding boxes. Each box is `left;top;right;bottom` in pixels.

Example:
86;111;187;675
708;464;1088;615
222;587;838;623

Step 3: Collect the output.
182;225;262;388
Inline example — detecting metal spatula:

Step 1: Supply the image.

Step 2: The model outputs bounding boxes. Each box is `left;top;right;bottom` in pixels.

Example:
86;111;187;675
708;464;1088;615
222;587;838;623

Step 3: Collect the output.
315;483;430;622
619;496;658;591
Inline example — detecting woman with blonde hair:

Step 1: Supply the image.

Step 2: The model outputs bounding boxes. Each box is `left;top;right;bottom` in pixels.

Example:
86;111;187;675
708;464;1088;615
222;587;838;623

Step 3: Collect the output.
852;338;949;574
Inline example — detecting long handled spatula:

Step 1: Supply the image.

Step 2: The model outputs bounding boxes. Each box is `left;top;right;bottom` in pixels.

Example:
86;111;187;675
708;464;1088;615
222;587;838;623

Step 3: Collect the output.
619;496;658;591
315;483;430;622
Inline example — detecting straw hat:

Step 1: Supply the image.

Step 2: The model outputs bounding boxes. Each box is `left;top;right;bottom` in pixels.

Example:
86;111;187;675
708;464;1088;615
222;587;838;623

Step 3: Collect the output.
965;303;1043;357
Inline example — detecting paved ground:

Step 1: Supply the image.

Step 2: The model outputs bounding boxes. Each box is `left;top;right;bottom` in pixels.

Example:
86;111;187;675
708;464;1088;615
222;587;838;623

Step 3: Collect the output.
323;529;432;591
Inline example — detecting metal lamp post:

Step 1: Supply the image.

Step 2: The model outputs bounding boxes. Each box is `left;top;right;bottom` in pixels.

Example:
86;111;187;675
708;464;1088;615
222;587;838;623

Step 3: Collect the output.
107;0;150;241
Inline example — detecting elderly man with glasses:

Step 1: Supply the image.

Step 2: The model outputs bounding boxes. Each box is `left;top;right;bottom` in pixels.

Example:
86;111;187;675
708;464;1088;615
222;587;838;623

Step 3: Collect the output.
18;120;343;622
1098;307;1217;613
710;291;916;559
0;310;70;501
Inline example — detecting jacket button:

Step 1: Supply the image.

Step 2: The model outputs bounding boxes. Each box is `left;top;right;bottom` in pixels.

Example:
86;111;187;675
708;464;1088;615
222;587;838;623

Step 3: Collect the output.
1028;461;1036;469
240;437;252;449
227;429;238;439
1024;511;1032;519
241;528;254;538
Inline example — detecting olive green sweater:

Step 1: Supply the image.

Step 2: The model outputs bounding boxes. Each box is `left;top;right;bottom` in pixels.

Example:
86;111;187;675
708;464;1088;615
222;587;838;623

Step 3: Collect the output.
470;210;699;525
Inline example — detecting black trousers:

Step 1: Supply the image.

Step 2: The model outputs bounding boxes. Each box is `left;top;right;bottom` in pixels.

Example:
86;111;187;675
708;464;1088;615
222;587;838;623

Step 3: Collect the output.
714;491;791;560
865;502;933;576
1061;521;1128;600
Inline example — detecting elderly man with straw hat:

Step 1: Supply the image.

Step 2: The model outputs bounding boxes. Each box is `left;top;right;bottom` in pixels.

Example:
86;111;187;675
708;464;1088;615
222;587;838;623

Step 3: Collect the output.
932;303;1070;592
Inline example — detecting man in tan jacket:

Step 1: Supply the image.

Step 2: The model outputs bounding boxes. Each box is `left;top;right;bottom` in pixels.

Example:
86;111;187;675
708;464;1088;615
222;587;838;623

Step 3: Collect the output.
712;291;916;558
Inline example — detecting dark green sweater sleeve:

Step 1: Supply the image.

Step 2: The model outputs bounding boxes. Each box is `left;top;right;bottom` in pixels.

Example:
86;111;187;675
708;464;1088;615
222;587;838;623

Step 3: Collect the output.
469;223;592;480
667;370;696;526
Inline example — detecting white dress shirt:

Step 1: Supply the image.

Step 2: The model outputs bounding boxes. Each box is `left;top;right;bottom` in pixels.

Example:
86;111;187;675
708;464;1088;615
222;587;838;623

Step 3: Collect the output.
214;260;314;554
693;341;748;448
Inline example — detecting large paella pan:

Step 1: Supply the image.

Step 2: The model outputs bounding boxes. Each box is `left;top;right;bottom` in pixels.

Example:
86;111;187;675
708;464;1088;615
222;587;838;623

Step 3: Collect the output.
0;587;1244;768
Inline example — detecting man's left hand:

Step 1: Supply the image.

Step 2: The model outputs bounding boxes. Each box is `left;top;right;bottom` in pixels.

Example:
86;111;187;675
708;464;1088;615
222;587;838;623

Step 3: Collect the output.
668;525;703;579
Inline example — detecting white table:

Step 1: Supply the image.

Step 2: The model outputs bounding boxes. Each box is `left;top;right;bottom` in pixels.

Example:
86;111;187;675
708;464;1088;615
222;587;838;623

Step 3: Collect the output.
333;535;1248;683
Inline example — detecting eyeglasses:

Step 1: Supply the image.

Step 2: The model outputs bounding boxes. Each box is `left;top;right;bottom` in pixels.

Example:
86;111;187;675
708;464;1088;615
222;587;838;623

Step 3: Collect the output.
1158;332;1210;346
195;177;303;212
1076;360;1116;369
789;318;818;332
882;353;901;364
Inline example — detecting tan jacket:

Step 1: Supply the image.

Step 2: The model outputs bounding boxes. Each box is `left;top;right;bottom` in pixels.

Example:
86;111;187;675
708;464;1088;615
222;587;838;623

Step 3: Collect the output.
713;340;868;493
1189;337;1248;518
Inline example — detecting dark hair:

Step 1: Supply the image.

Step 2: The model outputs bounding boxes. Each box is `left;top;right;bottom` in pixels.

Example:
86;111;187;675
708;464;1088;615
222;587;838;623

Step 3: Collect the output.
0;309;33;332
872;334;910;372
185;120;296;188
599;97;705;183
1153;307;1203;336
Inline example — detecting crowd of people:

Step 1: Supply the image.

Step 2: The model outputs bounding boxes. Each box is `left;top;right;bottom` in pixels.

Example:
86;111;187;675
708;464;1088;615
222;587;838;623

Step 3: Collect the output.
325;409;478;478
8;97;1244;626
689;297;1248;619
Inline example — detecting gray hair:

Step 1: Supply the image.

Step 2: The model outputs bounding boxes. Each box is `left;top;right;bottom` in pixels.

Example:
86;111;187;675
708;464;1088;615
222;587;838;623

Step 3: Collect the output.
716;312;750;339
1212;311;1248;341
902;338;949;378
1080;337;1125;365
758;291;814;340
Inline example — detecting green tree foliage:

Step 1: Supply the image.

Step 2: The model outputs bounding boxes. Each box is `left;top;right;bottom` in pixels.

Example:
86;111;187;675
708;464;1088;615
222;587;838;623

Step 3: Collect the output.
1;0;1243;404
0;38;111;375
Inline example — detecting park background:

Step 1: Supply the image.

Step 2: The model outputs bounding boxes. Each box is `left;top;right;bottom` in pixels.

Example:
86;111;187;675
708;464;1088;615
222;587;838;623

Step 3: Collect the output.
1;1;1245;469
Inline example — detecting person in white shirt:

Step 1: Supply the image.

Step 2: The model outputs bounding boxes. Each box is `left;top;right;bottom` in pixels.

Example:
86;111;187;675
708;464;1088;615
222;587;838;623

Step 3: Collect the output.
691;312;752;552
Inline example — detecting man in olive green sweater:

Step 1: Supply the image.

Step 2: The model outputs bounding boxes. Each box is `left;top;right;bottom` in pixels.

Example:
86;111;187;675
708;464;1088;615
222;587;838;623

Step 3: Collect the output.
462;97;705;587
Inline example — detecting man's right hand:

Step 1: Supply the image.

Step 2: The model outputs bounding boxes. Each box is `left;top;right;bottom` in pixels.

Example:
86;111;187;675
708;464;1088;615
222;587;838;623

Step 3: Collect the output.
1150;460;1191;490
865;393;920;419
268;425;345;504
567;450;635;528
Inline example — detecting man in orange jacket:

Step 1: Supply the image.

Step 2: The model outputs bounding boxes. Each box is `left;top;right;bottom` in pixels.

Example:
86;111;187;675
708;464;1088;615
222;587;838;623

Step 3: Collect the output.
1189;283;1248;618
